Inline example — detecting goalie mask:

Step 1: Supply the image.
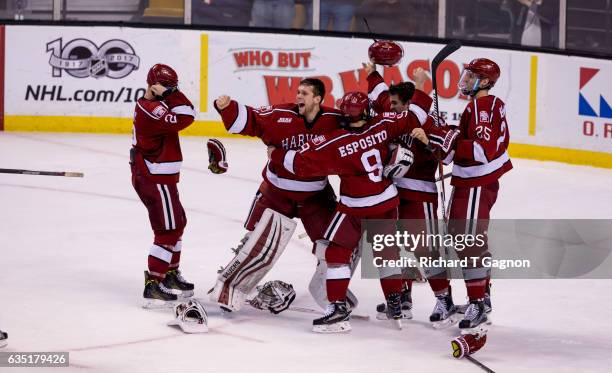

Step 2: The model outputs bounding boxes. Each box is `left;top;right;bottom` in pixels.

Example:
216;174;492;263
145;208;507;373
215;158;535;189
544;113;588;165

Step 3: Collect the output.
248;280;296;314
167;299;208;333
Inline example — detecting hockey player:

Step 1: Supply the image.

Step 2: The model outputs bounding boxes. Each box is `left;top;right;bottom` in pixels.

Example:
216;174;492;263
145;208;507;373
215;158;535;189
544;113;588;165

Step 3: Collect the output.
210;79;344;311
130;64;197;308
365;63;441;320
429;58;512;335
268;91;457;332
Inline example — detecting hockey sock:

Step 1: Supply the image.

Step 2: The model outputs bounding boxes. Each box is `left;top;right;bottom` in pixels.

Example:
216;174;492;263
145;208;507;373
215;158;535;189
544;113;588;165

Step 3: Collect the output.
169;240;182;270
148;244;172;280
428;278;450;296
327;279;350;302
465;278;487;300
380;277;403;298
326;264;351;302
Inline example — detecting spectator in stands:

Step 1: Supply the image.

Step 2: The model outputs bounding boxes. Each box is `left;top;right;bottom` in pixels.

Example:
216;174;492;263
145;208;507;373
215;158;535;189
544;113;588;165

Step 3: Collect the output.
293;0;311;29
511;0;557;47
301;0;360;31
320;0;359;31
355;0;436;37
251;0;295;29
191;0;252;26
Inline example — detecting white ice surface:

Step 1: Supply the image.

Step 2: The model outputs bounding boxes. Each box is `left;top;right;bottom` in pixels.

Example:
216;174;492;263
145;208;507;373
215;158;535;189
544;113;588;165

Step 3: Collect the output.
1;132;611;373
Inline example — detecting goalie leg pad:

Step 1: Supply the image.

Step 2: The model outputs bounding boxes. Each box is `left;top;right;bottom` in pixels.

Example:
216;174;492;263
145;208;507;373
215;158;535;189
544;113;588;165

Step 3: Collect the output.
209;209;297;311
308;239;360;310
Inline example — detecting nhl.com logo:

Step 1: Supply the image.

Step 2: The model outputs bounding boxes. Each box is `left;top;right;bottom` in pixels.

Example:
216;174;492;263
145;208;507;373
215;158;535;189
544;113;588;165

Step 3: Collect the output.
46;38;140;79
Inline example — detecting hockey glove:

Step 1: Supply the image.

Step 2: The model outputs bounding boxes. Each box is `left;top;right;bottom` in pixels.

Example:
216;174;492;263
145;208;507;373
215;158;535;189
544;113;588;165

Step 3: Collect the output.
207;138;228;174
451;333;487;359
383;146;414;179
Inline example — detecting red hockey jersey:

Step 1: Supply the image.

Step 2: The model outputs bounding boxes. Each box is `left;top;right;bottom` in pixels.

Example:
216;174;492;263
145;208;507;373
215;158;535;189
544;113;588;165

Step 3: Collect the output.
270;108;439;217
131;90;196;184
215;100;342;201
367;71;438;203
445;95;512;187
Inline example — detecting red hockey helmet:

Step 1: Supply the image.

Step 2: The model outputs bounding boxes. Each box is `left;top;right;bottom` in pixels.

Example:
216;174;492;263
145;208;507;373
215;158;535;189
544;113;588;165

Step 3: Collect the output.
147;63;178;88
465;58;500;86
368;40;404;66
458;58;500;96
339;91;370;123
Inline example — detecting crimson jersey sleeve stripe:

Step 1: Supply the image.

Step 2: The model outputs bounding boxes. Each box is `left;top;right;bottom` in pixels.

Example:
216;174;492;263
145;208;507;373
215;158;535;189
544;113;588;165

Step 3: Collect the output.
368;81;388;102
408;104;428;125
257;108;297;116
171;105;196;117
227;102;248;133
452;151;510;179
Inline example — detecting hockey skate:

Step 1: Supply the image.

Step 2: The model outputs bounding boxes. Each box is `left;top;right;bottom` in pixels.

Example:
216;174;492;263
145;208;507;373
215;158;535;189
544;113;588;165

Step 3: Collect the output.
430;291;459;330
163;269;195;298
457;283;492;314
382;293;403;329
143;271;177;309
313;301;351;333
0;330;7;348
376;287;413;321
458;300;491;336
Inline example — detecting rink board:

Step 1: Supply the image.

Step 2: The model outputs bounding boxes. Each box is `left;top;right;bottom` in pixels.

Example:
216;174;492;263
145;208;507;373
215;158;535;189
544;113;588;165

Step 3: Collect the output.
1;24;611;167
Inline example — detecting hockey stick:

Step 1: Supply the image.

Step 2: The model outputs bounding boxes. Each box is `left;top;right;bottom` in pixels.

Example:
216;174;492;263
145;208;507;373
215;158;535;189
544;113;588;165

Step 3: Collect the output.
465;355;495;373
436;172;452;182
362;18;378;42
0;168;84;177
430;40;461;222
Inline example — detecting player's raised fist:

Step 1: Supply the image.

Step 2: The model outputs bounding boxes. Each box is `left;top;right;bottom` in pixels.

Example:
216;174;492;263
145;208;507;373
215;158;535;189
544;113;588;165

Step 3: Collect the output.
410;127;428;145
413;67;428;91
215;95;231;110
362;62;376;76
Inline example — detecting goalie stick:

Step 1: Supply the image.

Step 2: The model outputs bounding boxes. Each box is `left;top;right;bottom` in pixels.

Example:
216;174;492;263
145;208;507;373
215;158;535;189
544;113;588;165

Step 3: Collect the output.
430;40;461;222
0;168;84;177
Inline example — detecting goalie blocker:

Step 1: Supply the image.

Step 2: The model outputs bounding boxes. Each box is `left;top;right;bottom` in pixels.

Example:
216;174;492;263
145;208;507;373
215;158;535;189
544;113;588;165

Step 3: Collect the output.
209;209;297;311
